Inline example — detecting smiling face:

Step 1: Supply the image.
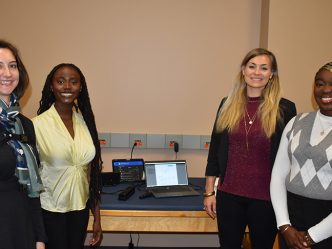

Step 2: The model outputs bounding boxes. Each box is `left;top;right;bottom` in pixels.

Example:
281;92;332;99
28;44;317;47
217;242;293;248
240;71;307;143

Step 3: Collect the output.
242;54;273;97
51;66;81;107
314;69;332;116
0;48;19;104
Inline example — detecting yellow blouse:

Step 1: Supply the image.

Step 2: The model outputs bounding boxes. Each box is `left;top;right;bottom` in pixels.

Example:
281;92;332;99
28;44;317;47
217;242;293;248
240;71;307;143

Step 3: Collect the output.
32;105;95;212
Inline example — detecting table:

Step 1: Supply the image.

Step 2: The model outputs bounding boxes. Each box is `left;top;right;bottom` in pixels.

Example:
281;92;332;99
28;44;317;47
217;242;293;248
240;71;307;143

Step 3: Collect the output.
87;178;218;233
87;178;279;249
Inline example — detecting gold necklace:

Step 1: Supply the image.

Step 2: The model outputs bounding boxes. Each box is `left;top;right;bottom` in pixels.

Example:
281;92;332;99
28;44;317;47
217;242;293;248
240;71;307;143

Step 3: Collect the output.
244;115;252;151
245;108;258;125
244;109;258;150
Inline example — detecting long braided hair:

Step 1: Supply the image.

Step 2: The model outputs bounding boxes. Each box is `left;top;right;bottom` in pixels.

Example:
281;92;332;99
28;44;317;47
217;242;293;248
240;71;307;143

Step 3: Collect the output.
37;63;102;208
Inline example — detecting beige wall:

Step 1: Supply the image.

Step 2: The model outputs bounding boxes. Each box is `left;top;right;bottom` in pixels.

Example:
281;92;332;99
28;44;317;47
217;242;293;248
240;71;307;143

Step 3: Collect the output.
3;0;331;176
2;0;261;177
268;0;332;112
3;0;332;247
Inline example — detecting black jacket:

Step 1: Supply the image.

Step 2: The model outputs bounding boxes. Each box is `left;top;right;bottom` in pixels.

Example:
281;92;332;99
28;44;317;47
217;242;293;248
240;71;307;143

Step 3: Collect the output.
205;98;297;183
0;114;47;243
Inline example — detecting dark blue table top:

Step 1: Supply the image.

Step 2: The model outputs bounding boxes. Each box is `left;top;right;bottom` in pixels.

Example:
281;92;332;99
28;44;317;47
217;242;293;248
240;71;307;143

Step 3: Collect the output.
100;177;205;211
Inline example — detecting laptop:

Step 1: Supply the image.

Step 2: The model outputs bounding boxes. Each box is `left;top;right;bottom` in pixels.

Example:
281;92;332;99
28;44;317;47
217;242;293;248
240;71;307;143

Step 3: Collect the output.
144;160;200;198
112;158;144;182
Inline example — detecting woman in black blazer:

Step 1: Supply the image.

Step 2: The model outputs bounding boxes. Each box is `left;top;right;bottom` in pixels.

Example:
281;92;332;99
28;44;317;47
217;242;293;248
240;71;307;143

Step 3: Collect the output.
0;40;46;249
203;48;296;249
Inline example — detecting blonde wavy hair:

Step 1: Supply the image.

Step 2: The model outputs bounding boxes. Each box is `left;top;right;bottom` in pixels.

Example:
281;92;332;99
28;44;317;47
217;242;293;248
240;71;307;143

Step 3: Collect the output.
216;48;282;138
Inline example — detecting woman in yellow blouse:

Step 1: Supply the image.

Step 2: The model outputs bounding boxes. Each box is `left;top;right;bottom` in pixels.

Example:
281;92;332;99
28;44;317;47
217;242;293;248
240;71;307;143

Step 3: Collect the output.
33;63;103;249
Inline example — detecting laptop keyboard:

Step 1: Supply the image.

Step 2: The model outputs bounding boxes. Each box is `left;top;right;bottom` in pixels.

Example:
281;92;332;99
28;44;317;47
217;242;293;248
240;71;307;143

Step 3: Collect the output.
151;186;193;193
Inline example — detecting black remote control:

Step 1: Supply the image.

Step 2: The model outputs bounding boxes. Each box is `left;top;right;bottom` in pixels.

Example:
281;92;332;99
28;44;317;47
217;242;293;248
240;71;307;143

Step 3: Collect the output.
118;186;135;201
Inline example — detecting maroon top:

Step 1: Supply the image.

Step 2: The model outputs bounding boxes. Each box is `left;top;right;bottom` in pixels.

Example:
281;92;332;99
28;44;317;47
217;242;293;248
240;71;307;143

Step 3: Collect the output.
219;97;272;200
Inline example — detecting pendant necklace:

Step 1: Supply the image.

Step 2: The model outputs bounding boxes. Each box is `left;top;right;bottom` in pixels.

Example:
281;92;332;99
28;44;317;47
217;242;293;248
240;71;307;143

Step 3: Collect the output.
244;108;258;150
245;108;258;125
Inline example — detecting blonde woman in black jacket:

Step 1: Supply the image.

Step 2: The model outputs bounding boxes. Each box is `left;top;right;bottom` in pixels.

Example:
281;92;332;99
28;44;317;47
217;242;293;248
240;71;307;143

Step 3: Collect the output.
204;48;296;249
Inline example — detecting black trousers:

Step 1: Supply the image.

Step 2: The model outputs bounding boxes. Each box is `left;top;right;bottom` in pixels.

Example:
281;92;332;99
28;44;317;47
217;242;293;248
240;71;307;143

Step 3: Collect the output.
216;191;277;249
42;205;90;249
279;192;332;249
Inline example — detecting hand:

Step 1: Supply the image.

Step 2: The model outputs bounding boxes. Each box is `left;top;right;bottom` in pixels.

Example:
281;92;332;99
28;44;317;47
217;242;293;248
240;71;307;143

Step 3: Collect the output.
203;195;217;219
36;242;45;249
89;219;103;247
281;226;311;249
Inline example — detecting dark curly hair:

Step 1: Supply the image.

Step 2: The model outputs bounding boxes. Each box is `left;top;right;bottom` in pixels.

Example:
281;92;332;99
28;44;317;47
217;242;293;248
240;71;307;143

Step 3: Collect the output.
0;39;29;99
37;63;102;208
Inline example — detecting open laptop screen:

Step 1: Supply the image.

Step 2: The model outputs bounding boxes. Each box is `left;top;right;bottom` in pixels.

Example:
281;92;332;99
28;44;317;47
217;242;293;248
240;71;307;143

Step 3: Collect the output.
145;160;188;187
112;158;144;182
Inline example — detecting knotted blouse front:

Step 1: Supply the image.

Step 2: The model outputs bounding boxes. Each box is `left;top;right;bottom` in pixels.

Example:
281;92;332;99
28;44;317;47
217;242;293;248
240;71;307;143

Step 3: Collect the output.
33;104;95;212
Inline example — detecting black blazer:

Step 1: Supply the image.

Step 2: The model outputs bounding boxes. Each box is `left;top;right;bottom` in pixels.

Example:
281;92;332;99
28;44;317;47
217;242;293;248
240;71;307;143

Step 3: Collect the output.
0;114;46;242
205;98;297;183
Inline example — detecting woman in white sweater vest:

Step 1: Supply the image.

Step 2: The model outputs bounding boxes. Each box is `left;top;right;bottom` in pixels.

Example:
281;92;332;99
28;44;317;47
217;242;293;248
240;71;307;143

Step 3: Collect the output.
270;62;332;249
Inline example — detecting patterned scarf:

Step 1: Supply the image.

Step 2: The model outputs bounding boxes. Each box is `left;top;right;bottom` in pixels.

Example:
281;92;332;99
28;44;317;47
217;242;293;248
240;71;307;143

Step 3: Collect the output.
0;94;43;197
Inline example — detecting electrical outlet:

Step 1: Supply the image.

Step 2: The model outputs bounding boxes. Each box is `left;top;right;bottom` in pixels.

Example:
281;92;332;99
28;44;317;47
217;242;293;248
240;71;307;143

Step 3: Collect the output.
129;133;147;148
98;133;111;148
200;135;211;150
165;134;182;149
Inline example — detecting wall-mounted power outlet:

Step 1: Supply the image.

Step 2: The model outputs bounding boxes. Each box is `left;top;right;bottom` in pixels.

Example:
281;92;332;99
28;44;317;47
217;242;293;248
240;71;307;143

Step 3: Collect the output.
98;133;111;148
129;133;147;149
107;132;210;150
200;135;211;150
165;134;182;149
